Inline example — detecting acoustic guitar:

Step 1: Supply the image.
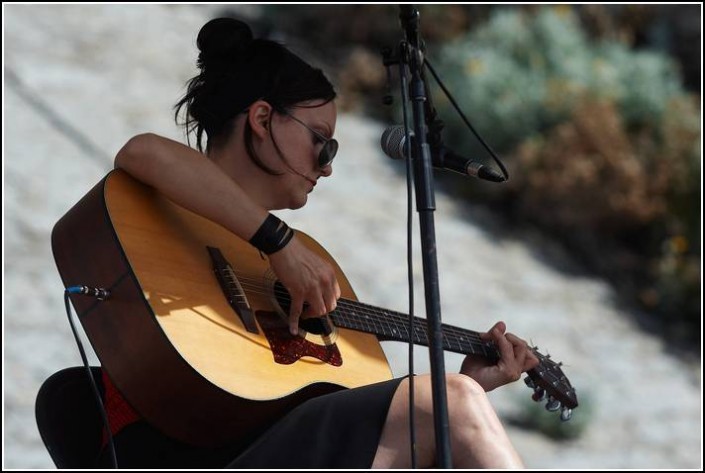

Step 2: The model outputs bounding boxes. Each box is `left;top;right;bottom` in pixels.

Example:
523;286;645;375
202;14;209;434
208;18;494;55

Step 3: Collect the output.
52;169;577;447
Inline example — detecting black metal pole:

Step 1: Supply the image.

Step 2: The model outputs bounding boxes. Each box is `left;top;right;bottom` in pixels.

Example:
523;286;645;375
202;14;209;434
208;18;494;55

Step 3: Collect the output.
399;5;452;468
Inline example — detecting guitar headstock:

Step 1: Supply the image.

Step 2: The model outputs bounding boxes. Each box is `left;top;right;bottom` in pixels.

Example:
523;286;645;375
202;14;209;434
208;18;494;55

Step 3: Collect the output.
524;348;578;421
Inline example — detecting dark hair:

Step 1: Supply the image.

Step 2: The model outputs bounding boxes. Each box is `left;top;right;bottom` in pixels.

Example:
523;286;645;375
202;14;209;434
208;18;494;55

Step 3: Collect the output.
174;17;336;170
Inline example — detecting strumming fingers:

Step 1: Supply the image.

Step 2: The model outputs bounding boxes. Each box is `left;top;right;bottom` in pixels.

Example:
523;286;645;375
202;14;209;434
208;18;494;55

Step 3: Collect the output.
288;296;304;335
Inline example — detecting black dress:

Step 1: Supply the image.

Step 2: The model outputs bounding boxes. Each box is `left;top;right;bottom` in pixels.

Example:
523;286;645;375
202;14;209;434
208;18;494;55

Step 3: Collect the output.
98;377;404;469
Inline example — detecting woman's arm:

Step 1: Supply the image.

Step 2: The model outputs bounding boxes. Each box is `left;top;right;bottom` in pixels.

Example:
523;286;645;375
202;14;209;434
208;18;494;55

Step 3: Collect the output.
115;133;267;239
114;133;340;331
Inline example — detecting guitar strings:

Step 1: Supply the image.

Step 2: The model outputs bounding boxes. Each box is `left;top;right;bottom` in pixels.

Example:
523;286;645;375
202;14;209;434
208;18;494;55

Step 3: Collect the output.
212;271;569;395
210;271;569;399
236;277;481;341
224;271;491;349
232;274;487;345
232;278;565;369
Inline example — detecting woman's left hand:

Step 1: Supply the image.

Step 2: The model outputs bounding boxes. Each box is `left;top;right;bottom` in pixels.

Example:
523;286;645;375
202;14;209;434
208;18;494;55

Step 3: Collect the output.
460;321;539;392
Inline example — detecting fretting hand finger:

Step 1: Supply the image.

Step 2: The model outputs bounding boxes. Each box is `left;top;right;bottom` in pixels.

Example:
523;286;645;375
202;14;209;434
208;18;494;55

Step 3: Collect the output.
463;321;538;391
505;332;540;371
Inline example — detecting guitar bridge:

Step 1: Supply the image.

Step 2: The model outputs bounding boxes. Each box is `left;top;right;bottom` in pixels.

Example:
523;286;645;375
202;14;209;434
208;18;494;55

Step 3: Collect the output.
207;246;259;334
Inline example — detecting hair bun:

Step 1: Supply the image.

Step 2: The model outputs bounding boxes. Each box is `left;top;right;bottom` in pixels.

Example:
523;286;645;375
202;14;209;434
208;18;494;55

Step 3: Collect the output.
197;17;254;68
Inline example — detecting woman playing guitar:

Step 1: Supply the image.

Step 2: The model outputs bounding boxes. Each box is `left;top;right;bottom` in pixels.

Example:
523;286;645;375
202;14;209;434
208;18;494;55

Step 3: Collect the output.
98;17;539;468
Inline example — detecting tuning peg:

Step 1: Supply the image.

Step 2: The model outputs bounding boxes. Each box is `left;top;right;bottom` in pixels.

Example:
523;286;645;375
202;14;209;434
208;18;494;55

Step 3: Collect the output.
560;407;573;421
524;376;535;389
531;388;546;402
545;396;561;412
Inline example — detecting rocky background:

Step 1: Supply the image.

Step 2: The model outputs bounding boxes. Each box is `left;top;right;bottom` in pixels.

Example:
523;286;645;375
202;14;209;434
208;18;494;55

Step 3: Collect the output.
4;4;701;469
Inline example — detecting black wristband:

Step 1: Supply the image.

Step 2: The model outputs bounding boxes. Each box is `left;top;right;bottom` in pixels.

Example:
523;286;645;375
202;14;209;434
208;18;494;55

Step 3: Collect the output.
249;214;294;255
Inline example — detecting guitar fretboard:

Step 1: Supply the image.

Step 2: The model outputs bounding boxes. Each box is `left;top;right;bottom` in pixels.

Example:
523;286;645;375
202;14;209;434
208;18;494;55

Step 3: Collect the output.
329;298;500;362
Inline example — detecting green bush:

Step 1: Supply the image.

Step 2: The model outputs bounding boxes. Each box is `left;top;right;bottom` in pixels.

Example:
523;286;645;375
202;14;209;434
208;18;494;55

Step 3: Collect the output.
433;7;685;155
433;7;700;345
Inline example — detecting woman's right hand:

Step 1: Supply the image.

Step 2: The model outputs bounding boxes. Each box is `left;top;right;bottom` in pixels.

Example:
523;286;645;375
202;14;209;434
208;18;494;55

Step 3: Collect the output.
268;236;341;336
115;135;341;336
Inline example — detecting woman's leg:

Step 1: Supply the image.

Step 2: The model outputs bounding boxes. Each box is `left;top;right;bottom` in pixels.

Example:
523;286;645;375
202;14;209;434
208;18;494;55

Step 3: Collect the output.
371;374;524;468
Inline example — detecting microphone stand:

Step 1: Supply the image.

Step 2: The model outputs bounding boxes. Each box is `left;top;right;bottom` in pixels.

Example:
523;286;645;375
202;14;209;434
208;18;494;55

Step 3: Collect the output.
395;5;453;467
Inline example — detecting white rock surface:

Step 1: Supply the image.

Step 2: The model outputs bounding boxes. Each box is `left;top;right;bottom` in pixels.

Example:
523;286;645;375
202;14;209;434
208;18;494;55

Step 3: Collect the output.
3;4;701;469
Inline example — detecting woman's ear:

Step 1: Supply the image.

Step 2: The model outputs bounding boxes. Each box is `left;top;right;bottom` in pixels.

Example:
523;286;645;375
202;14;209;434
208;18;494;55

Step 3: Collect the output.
247;100;273;139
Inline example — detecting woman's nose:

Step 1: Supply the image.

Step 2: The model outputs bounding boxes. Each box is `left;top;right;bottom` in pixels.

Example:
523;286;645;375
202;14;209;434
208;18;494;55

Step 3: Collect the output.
320;163;333;177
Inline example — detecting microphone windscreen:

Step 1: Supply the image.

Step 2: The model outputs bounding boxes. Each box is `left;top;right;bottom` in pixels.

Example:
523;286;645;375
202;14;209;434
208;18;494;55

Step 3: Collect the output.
380;126;410;160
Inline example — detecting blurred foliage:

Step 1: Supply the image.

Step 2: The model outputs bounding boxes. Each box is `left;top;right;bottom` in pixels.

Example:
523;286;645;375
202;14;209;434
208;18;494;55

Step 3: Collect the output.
257;5;702;348
434;7;701;346
508;97;700;340
433;7;685;155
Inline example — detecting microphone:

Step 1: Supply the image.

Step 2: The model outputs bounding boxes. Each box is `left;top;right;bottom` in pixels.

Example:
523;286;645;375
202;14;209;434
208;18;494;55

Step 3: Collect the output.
380;126;506;182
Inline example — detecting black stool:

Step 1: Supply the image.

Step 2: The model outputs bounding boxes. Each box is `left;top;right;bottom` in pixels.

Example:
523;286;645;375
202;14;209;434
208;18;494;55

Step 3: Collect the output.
35;367;104;469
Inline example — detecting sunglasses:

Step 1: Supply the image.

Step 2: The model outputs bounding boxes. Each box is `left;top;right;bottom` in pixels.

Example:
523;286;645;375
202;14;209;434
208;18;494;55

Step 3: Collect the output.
277;109;338;169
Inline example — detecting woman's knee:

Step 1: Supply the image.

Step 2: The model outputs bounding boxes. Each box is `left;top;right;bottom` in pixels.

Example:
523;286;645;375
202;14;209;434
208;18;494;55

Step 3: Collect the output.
398;374;487;417
445;373;486;401
445;374;501;429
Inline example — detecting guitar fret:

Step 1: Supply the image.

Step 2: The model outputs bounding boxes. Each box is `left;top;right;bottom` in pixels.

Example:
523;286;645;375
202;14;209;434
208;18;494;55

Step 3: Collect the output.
413;324;427;345
384;310;402;339
457;336;464;351
441;331;451;351
393;317;410;340
342;305;378;335
453;334;462;353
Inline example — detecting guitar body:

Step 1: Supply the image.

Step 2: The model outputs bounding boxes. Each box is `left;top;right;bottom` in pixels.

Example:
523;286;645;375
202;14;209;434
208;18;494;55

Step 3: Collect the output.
52;170;393;447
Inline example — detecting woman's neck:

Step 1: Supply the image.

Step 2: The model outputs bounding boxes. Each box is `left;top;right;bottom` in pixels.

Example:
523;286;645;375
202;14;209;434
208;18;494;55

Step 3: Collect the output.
209;142;281;211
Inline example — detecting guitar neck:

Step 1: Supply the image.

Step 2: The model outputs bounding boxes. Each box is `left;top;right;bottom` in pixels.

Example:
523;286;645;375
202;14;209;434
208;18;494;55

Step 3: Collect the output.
330;298;500;363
